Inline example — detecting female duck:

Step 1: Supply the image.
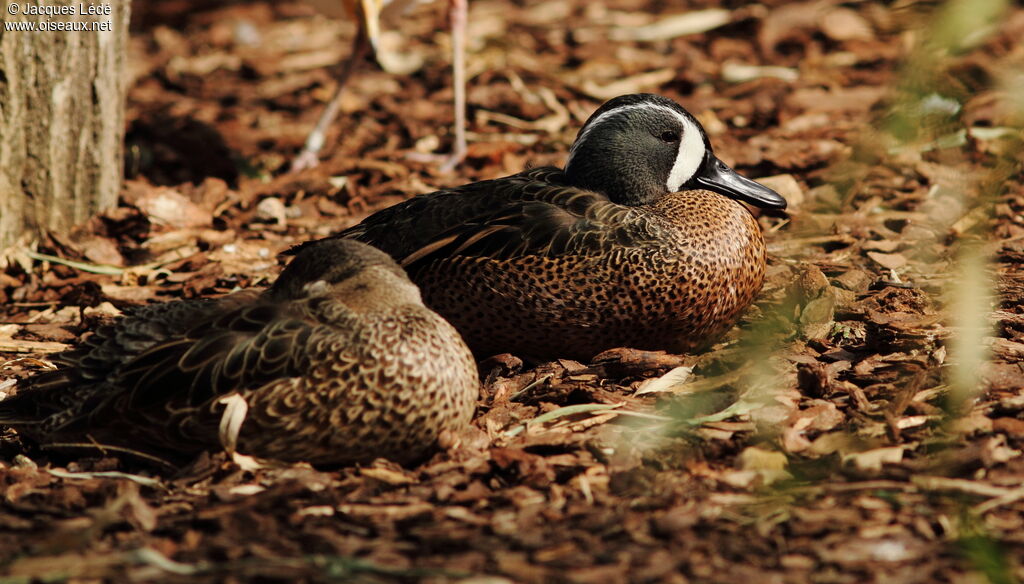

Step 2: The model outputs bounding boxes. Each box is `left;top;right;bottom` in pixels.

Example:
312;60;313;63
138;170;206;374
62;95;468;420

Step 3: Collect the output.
306;93;787;360
0;240;478;466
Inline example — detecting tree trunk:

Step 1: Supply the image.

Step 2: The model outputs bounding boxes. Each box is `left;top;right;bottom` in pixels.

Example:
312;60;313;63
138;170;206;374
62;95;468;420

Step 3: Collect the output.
0;0;130;252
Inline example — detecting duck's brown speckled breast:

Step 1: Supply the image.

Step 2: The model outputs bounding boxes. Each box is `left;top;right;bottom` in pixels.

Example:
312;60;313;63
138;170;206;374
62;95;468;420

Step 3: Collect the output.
411;190;767;361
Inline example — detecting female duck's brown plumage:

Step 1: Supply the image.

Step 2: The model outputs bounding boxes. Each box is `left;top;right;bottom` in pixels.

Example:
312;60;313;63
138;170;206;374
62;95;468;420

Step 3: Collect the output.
0;240;478;466
299;93;788;361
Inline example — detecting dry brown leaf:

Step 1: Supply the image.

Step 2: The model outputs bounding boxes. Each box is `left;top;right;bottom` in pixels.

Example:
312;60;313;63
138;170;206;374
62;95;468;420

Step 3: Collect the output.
132;187;211;229
738;446;788;471
756;174;806;209
610;9;731;42
819;8;874;41
635;366;694;396
361;467;417;486
844;445;907;471
866;251;908;270
579;69;676;101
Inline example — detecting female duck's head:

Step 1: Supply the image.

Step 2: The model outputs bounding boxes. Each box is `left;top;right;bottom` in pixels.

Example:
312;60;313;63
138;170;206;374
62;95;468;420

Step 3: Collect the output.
269;239;422;310
564;93;787;210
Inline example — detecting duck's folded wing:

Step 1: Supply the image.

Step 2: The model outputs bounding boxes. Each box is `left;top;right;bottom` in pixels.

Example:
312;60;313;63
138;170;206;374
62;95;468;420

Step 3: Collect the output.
400;189;659;270
0;297;230;428
32;301;330;440
39;300;325;449
117;303;321;414
288;167;567;261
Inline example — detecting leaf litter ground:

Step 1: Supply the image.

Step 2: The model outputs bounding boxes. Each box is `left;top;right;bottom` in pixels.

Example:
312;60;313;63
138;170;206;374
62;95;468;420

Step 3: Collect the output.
2;0;1024;582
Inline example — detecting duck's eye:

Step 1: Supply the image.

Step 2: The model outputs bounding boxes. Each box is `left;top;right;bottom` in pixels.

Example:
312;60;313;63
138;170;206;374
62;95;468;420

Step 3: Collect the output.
659;130;680;143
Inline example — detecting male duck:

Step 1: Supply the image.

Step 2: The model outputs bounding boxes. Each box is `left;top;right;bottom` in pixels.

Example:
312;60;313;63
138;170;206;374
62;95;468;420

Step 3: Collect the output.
0;240;478;466
299;93;787;361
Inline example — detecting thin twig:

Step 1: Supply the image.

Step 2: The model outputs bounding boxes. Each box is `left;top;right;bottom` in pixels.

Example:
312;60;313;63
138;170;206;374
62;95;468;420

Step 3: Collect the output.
41;442;178;472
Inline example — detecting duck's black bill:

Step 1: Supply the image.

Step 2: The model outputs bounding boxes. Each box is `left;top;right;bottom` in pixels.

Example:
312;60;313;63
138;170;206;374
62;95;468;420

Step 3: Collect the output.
694;154;787;210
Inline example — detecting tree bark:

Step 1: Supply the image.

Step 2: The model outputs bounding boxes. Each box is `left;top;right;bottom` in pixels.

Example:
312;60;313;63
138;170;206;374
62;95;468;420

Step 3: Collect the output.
0;0;130;252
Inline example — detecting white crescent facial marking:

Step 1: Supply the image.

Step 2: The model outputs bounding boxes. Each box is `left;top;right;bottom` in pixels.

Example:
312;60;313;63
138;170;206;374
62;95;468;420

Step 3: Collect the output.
666;114;705;193
565;102;707;192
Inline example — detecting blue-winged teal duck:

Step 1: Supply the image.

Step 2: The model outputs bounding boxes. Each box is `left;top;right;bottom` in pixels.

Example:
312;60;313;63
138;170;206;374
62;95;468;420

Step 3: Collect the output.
298;93;788;361
0;240;478;466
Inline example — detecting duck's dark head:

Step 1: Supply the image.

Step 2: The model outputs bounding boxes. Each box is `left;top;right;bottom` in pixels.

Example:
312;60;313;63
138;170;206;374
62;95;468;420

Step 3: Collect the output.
269;239;422;309
564;94;787;210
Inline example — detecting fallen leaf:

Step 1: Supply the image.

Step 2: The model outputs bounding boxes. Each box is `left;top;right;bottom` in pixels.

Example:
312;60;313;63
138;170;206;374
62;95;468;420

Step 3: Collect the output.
844;446;907;471
866;251;908;270
361;467;417;486
132;187;211;229
819;8;874;41
755;174;805;208
635;366;694;396
610;9;731;41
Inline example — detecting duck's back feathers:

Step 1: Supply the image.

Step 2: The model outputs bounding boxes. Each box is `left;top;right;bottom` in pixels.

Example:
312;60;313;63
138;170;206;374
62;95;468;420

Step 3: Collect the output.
0;297;234;433
118;301;319;411
1;295;330;451
401;188;660;270
299;166;567;260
